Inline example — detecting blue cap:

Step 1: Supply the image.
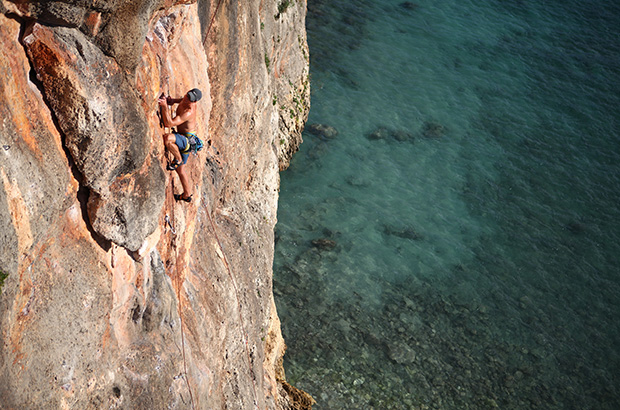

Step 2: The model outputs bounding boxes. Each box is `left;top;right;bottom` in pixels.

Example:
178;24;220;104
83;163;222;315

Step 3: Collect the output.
187;88;202;102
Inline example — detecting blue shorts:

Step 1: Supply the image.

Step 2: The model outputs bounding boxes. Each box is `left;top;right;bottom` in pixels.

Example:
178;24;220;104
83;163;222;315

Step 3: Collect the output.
174;133;189;164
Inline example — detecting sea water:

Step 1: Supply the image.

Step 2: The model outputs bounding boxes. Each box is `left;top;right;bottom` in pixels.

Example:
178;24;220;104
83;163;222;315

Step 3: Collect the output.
273;0;620;408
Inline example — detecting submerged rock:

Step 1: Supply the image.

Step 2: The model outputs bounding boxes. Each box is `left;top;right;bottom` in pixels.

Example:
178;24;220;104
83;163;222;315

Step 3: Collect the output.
346;175;370;187
421;121;446;138
400;2;419;11
387;341;417;364
367;126;414;142
392;129;414;142
383;224;424;240
368;127;390;140
566;221;587;235
312;238;337;251
306;123;339;139
307;140;330;161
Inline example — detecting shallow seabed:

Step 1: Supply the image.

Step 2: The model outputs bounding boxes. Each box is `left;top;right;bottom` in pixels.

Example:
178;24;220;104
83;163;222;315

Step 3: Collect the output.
274;0;620;408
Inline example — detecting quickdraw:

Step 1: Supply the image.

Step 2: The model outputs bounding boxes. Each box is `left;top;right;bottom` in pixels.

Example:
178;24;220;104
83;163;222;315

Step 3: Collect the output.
165;214;176;235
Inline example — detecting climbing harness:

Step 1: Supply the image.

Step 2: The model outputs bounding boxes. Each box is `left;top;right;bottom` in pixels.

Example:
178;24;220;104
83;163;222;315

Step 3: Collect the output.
180;132;204;155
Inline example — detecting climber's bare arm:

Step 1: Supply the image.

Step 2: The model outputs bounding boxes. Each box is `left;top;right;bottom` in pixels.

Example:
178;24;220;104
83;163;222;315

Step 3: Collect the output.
166;96;183;105
158;97;194;128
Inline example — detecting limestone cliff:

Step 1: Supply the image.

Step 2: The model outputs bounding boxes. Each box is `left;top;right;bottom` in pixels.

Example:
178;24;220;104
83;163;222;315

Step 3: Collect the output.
0;0;311;408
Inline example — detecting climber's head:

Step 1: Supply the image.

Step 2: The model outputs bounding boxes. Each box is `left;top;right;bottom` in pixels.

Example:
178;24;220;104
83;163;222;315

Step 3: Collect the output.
187;88;202;103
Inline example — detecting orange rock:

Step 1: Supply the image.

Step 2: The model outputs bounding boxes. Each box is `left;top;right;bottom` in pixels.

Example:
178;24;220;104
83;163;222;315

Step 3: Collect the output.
83;11;102;36
0;1;311;408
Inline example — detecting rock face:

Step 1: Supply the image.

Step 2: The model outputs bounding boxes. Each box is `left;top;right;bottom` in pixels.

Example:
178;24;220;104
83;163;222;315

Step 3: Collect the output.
0;0;311;408
22;22;164;251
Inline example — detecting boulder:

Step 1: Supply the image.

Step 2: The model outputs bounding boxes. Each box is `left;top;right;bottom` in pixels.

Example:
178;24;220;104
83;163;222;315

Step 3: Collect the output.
421;121;446;138
387;340;417;364
312;238;337;251
368;126;390;140
392;129;414;142
368;126;414;142
306;123;339;139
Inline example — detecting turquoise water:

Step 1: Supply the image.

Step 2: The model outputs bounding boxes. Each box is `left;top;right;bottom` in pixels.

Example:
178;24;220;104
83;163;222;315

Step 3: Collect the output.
274;0;620;408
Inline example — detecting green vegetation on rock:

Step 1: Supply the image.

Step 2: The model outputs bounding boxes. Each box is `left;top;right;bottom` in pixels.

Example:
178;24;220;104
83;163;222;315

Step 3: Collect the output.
275;0;293;19
0;270;8;291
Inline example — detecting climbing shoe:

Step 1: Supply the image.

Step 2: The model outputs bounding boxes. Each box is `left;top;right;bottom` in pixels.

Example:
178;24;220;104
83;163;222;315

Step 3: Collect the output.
174;194;192;203
167;160;181;171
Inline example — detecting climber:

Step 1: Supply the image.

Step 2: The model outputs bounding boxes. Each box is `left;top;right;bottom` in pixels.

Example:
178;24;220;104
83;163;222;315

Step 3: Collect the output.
158;88;203;203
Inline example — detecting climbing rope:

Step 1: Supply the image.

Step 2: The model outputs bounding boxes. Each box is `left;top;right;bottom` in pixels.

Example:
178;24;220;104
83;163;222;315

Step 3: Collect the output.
205;206;260;410
165;173;259;410
199;9;258;402
202;0;226;46
161;60;196;408
173;232;196;410
161;3;261;401
167;172;196;410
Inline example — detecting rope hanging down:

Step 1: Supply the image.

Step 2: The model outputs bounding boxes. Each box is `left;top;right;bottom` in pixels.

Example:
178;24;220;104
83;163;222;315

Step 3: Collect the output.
202;0;226;46
161;82;195;409
166;186;196;410
205;208;260;410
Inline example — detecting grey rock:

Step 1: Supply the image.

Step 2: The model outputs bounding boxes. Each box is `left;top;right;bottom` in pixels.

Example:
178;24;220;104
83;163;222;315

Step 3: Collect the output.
368;127;390;140
421;121;446;138
306;123;339;139
24;24;164;251
368;126;414;142
387;341;417;364
311;238;337;251
392;129;414;142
